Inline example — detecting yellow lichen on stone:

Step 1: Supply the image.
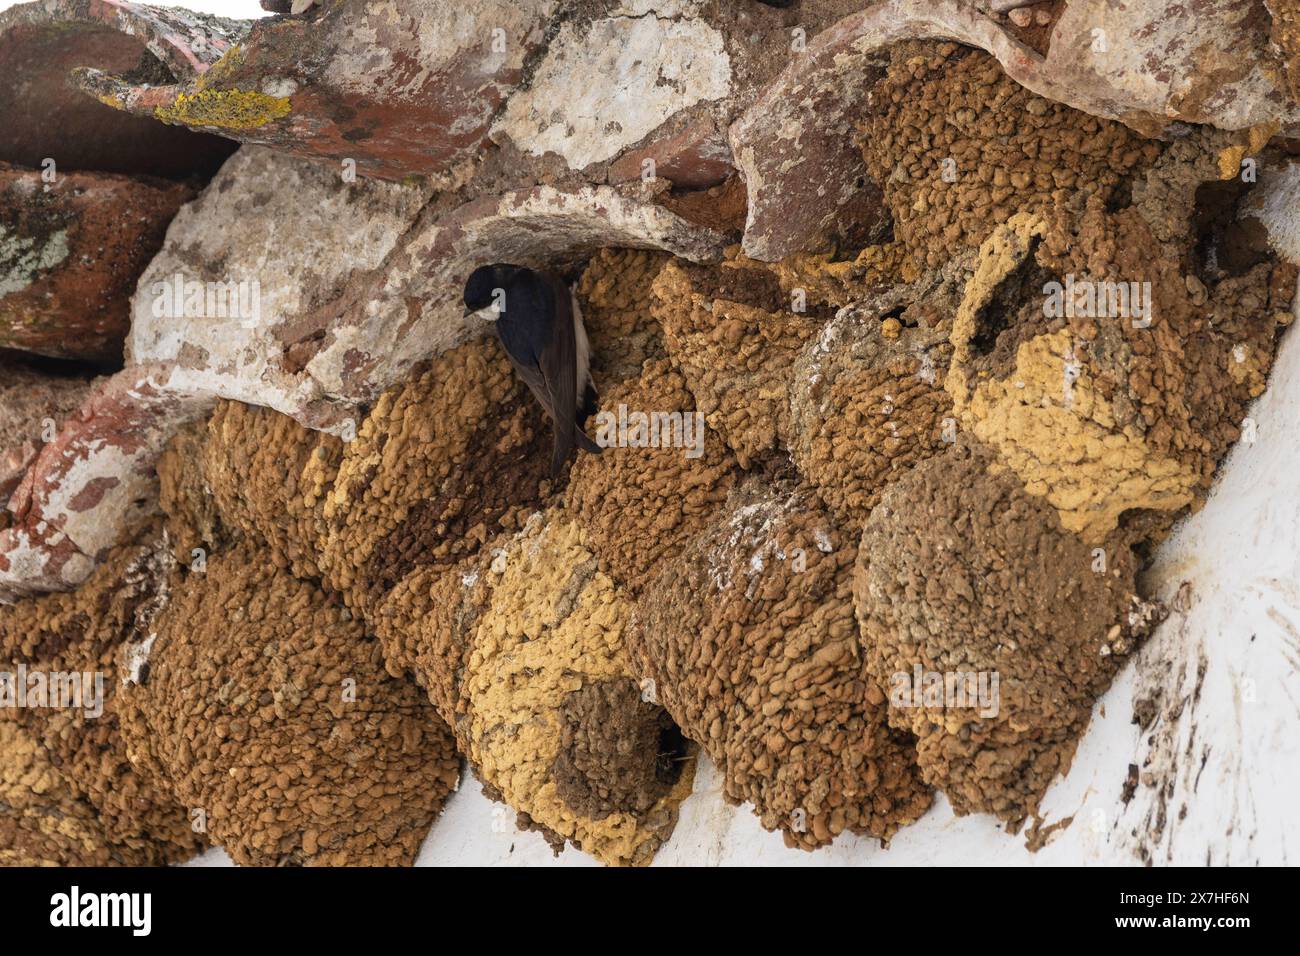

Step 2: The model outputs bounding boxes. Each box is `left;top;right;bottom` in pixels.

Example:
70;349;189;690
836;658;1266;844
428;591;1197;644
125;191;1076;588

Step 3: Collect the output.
155;89;290;130
152;42;290;130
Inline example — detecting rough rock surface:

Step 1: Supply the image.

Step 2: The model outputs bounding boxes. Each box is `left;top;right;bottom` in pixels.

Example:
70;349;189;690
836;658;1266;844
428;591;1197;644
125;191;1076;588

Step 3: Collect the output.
117;543;459;866
376;510;693;866
854;439;1164;823
136;0;556;181
0;520;203;863
0;365;212;602
0;354;99;510
494;7;730;172
1;163;194;362
126;145;435;433
629;478;932;849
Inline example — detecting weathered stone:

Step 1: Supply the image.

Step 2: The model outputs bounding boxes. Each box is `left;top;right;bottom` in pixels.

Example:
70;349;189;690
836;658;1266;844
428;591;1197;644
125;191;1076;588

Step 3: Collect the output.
0;365;211;602
0;354;100;509
1;164;194;362
128;147;728;434
493;6;731;172
727;37;889;260
1243;160;1300;266
606;115;734;190
90;0;559;181
126;146;434;434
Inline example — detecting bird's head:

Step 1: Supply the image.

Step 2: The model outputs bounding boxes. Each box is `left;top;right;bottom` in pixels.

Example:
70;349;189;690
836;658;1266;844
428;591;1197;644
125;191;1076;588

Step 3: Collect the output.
463;264;525;322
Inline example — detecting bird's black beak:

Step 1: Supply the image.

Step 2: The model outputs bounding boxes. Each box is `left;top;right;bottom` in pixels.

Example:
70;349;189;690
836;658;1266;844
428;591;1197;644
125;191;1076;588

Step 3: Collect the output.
463;307;477;319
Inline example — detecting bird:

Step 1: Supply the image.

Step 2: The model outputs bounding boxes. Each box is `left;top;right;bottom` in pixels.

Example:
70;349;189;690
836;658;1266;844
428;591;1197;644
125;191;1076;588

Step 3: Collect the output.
463;264;602;479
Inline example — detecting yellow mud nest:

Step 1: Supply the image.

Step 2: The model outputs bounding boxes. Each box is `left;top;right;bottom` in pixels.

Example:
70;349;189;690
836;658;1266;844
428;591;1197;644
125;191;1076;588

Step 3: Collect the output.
575;247;671;382
854;439;1164;822
567;357;738;593
944;204;1294;543
317;338;553;614
861;43;1160;270
376;510;693;866
0;722;168;866
651;256;825;467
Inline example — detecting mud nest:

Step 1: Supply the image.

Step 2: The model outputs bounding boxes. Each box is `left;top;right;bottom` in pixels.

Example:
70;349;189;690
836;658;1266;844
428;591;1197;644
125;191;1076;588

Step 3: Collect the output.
116;543;459;866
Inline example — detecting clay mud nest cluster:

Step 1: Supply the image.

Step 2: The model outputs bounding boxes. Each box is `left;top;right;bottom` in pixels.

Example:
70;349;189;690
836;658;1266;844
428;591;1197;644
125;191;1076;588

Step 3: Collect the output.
2;31;1297;866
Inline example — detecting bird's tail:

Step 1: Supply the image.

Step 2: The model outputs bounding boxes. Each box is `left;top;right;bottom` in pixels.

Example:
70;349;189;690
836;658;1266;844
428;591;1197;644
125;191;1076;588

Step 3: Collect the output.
550;421;602;478
550;428;571;480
